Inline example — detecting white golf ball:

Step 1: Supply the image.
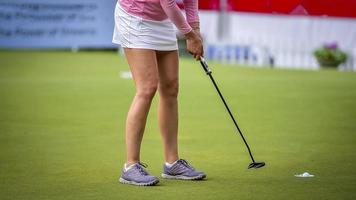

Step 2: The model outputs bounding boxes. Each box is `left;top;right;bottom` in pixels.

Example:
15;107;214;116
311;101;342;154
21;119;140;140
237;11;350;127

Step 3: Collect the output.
303;172;310;176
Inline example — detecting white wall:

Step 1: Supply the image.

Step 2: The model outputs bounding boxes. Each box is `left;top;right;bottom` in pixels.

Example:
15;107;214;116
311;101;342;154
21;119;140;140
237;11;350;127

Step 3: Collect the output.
199;11;356;70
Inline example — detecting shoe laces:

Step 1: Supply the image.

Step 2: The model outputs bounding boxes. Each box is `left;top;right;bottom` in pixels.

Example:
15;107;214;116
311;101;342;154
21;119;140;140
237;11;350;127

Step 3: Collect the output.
177;159;194;170
135;162;149;175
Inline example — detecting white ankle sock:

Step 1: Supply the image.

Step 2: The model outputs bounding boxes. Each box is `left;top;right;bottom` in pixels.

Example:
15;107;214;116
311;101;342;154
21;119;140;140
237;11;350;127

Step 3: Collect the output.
124;163;136;172
165;160;178;168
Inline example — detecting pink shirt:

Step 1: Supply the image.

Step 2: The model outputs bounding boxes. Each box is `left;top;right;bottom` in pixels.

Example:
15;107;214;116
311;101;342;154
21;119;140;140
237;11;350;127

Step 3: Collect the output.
119;0;199;34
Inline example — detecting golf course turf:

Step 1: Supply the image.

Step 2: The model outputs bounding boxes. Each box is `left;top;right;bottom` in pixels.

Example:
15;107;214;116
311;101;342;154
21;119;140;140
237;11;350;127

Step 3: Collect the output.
1;50;356;199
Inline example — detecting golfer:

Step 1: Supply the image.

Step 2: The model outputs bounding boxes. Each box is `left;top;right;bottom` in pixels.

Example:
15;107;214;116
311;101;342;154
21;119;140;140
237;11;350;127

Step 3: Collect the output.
113;0;206;186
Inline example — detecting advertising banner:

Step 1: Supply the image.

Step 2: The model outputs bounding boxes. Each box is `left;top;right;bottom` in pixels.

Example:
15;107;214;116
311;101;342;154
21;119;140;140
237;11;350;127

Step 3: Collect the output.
0;0;117;48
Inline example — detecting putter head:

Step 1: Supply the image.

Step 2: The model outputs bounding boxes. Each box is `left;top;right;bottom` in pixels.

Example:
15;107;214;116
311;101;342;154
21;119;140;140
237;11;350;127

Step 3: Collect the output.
248;161;265;169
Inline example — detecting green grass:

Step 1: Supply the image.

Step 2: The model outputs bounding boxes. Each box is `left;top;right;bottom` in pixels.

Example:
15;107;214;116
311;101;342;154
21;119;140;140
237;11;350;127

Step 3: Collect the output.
1;50;356;200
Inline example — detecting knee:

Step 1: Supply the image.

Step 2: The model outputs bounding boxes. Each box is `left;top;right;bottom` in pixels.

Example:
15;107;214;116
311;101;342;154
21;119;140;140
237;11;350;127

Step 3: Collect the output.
136;83;158;100
160;79;179;98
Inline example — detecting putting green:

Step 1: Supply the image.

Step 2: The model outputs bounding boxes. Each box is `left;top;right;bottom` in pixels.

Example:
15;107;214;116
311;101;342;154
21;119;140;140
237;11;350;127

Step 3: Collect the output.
1;50;356;200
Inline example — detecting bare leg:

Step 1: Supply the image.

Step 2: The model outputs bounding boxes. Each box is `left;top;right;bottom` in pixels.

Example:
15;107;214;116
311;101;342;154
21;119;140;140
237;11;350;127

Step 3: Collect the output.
124;48;159;165
156;50;180;163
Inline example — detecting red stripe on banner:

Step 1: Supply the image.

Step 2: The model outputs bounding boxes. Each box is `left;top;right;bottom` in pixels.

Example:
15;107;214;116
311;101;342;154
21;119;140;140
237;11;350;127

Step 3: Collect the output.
198;0;220;10
227;0;271;13
197;0;356;18
302;0;356;18
270;0;302;14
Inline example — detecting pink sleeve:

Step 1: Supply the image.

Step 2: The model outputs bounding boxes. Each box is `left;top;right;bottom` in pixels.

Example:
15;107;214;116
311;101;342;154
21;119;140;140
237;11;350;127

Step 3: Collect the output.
160;0;192;34
183;0;199;23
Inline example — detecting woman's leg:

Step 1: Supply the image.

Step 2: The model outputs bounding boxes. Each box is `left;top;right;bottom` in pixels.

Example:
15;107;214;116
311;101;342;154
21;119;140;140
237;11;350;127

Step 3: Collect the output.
124;48;159;166
156;50;180;163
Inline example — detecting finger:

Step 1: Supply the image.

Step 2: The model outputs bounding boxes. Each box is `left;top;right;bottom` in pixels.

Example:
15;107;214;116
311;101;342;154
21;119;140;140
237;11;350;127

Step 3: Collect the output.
193;54;198;60
196;50;202;59
195;53;201;60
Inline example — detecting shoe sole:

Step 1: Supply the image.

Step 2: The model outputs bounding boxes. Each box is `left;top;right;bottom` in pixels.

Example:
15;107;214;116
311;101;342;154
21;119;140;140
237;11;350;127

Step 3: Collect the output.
119;177;159;186
161;173;206;180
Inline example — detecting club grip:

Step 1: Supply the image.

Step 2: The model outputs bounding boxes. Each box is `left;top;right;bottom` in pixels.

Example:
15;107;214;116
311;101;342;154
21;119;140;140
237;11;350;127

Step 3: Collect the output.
199;57;212;75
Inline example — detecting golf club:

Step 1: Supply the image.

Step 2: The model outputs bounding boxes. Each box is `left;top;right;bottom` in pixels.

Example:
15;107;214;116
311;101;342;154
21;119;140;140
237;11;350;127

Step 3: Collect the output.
199;57;265;169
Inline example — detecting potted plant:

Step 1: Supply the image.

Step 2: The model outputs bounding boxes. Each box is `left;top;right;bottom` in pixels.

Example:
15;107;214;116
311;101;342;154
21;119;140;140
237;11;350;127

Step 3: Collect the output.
314;42;348;68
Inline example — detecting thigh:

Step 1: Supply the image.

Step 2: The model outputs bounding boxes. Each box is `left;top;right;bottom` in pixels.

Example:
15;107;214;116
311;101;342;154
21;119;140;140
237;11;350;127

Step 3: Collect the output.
156;50;179;89
124;48;159;89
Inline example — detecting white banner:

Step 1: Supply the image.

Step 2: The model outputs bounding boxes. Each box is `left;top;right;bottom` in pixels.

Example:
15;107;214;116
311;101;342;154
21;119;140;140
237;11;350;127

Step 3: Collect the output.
0;0;117;48
199;11;356;70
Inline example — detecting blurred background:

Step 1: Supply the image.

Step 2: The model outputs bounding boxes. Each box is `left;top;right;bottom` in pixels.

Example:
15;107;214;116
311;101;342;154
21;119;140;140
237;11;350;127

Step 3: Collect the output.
1;0;356;70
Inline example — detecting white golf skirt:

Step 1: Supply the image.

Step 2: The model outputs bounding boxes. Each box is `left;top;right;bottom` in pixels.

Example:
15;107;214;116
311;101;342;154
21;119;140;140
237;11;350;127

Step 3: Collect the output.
112;2;178;51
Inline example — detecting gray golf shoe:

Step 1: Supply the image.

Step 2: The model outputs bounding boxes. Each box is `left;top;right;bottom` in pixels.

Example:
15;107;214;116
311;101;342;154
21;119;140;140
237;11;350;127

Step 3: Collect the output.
162;159;206;180
119;162;159;186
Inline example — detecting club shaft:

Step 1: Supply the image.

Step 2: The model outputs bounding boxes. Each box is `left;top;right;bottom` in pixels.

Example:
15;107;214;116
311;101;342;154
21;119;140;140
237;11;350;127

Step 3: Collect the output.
201;61;256;163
